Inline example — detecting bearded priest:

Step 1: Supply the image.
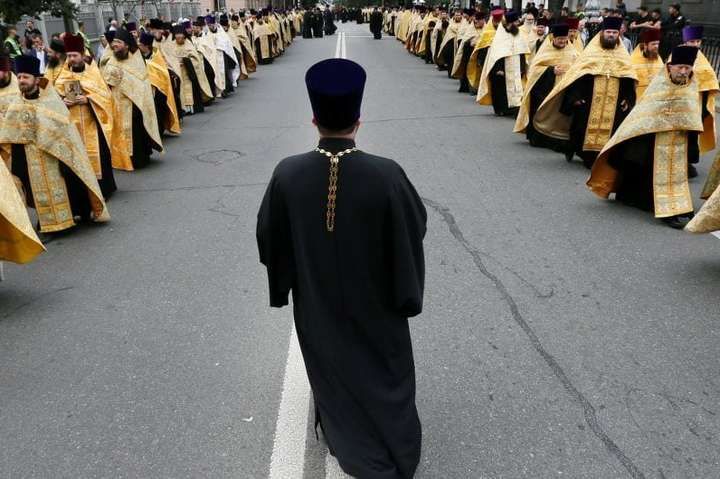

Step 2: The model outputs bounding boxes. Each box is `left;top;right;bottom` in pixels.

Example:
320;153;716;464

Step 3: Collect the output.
533;17;637;168
476;10;530;117
588;46;705;229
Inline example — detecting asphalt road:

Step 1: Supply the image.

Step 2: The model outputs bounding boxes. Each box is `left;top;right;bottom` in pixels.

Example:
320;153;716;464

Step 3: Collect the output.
2;22;719;479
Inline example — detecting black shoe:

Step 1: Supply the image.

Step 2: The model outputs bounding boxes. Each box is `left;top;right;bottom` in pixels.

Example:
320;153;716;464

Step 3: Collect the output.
564;151;574;162
688;165;698;178
662;215;692;229
582;157;595;169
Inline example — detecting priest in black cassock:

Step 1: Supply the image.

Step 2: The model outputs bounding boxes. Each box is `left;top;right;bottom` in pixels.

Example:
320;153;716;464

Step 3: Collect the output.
370;7;384;40
257;58;426;479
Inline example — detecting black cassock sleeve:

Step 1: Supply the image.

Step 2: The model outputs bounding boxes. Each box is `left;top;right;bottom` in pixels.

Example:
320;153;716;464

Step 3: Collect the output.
560;74;592;116
387;170;427;318
257;174;295;307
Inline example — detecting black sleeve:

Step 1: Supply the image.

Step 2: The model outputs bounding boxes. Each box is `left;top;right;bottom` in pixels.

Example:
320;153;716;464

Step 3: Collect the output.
520;54;527;77
388;169;427;318
560;75;591;116
257;173;295;307
702;91;710;120
477;46;489;67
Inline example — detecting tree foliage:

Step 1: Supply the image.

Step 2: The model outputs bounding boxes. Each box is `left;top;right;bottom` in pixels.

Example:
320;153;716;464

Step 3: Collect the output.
0;0;76;24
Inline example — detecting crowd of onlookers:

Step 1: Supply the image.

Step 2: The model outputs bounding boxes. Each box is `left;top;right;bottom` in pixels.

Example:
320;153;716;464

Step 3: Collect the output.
520;1;692;58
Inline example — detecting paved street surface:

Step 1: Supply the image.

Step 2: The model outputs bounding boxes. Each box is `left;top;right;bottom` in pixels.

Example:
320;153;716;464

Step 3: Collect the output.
2;23;720;479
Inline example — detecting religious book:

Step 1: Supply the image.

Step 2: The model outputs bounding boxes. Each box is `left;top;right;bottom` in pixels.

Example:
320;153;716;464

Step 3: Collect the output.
64;80;82;102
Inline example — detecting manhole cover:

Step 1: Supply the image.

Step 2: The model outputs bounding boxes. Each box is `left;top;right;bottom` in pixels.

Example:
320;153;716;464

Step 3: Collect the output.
193;149;245;165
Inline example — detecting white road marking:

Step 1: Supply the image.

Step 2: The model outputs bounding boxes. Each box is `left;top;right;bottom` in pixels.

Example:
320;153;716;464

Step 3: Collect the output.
326;452;353;478
712;231;720;240
341;32;347;59
335;32;342;58
268;322;312;479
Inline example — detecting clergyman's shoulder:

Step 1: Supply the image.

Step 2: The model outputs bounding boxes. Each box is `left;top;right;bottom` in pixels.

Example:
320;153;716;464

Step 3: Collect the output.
272;151;314;176
360;152;409;182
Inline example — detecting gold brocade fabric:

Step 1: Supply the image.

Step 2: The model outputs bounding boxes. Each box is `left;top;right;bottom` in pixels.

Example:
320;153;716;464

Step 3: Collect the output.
653;130;693;217
232;25;257;73
0;83;110;232
466;22;497;89
571;39;584;54
514;40;579;133
54;61;130;171
687;181;720;233
588;70;703;217
701;153;720;199
44;63;63;85
630;45;664;99
253;24;273;60
163;40;214;106
451;25;483;78
225;27;248;80
194;34;224;93
397;11;411;42
70;103;101;175
476;26;530;107
146;50;182;135
416;15;437;56
533;35;637;141
583;75;620;151
693;52;719;153
0;157;45;264
102;51;163;170
436;20;462;65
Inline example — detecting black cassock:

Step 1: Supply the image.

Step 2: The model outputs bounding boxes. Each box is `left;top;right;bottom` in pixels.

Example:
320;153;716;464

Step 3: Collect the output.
488;54;527;116
303;11;313;38
526;67;568;152
560;74;636;166
257;138;426;479
370;11;383;39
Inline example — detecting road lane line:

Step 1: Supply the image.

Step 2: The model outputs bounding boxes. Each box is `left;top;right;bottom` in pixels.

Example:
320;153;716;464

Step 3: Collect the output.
335;32;342;58
341;32;347;59
268;323;311;479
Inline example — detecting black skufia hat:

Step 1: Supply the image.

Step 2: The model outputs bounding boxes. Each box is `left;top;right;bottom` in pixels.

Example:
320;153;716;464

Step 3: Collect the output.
49;38;65;53
669;45;699;66
149;18;164;29
550;23;569;37
305;59;366;131
114;28;137;51
15;55;41;76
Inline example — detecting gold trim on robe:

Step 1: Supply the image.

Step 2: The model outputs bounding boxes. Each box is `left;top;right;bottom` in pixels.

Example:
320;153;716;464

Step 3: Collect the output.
55;61;130;173
146;49;182;135
231;24;257;73
451;25;484;79
0;82;110;232
514;39;579;133
687;180;720;233
630;45;664;99
476;26;531;107
466;22;497;89
0;102;45;264
435;19;462;66
253;23;274;61
162;39;214;108
102;50;163;171
533;35;637;141
692;52;719;154
587;69;703;218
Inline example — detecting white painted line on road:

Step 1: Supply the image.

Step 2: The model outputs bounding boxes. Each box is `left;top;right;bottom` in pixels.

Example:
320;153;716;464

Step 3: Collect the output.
268;323;311;479
712;231;720;240
341;32;347;59
335;32;342;58
325;452;352;478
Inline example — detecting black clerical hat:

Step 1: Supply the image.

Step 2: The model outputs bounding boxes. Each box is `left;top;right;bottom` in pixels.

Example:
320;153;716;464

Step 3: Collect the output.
219;15;229;26
172;24;186;35
504;10;519;23
49;38;65;53
305;58;366;131
550;23;569;37
669;45;699;66
601;16;622;31
149;18;164;29
15;55;41;76
114;27;133;45
105;30;116;42
126;21;137;31
139;31;154;46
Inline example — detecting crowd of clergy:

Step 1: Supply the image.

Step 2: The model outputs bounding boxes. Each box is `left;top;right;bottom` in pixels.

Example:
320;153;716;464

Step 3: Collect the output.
0;9;305;268
384;5;720;234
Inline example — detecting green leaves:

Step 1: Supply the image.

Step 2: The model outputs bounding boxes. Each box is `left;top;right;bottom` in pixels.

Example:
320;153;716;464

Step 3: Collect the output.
0;0;77;25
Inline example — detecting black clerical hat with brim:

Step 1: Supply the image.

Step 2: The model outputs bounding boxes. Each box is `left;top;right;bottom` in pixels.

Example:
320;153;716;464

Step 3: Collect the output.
601;16;622;31
305;58;366;131
550;23;569;37
669;45;699;66
15;55;41;76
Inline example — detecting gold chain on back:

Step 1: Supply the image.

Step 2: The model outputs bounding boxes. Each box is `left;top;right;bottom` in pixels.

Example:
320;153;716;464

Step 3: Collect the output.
315;147;358;232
